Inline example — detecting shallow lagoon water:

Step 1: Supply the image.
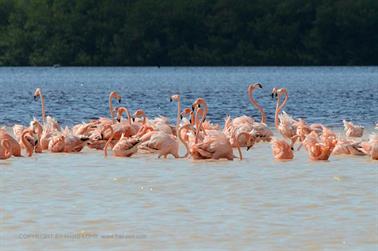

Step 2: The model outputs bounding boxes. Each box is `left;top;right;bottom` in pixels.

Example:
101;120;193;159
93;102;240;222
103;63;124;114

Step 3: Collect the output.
0;67;377;250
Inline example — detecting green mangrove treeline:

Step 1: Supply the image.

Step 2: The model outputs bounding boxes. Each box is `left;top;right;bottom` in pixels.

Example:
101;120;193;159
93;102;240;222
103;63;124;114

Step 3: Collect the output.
0;0;377;66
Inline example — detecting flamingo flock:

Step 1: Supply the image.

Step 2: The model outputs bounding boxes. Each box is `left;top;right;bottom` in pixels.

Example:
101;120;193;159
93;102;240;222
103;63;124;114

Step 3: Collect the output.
0;84;377;161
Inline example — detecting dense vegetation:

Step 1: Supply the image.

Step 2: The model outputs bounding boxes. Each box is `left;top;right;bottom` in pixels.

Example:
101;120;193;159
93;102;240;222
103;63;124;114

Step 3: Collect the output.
0;0;377;66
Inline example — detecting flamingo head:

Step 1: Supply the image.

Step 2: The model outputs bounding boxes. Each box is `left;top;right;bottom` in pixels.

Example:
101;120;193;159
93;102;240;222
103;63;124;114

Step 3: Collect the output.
248;82;263;92
180;107;192;120
132;109;145;122
192;98;206;111
170;94;180;102
271;87;278;99
34;88;42;101
110;91;122;103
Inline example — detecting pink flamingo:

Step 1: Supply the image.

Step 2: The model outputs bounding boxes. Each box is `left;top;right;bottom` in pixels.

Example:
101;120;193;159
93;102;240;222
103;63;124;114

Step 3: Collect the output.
0;139;12;160
343;120;364;137
102;107;139;140
87;124;117;150
271;138;294;160
138;131;179;158
34;88;61;131
191;98;220;132
224;83;272;146
191;99;222;145
332;139;365;156
0;128;22;157
20;130;35;157
61;127;89;152
185;108;246;160
34;88;46;124
104;125;141;157
359;133;378;160
133;109;174;135
12;119;42;154
291;119;325;150
48;134;65;152
109;91;122;124
179;123;244;160
170;94;181;135
272;87;297;148
178;107;195;142
94;91;122;126
302;128;338;161
248;83;266;122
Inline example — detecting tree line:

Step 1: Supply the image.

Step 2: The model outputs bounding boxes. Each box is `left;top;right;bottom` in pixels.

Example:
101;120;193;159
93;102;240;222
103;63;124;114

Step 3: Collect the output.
0;0;377;66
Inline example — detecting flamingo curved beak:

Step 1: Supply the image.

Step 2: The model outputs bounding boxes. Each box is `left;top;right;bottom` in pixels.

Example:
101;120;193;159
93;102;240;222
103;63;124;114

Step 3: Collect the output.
118;98;121;103
180;115;183;119
117;118;121;123
247;146;252;151
33;96;38;101
257;83;263;88
132;117;135;122
170;98;172;102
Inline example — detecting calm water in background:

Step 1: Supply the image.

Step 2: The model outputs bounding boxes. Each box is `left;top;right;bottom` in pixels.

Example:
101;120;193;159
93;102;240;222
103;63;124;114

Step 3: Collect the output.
0;67;377;127
1;67;377;250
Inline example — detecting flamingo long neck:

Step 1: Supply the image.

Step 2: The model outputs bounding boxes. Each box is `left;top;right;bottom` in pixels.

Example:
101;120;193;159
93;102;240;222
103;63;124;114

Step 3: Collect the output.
1;140;12;159
176;98;181;133
41;95;46;124
35;123;43;149
248;88;266;124
195;110;205;144
178;125;192;158
202;102;208;122
274;91;288;129
190;112;195;126
109;94;116;124
142;115;146;125
104;126;114;157
236;132;250;160
118;108;132;124
21;131;33;157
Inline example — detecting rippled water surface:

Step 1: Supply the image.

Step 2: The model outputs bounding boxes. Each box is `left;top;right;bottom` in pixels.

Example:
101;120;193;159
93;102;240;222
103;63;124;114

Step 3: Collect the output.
0;67;377;126
0;67;377;250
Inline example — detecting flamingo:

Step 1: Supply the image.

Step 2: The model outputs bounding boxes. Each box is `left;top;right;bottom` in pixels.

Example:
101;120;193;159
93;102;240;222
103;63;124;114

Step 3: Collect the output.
302;128;338;161
133;109;174;135
34;88;61;130
183;107;246;160
224;83;272;146
332;139;365;156
271;138;294;160
104;125;141;157
343;120;364;137
358;133;378;160
170;94;181;135
106;91;122;124
138;131;179;158
0;139;12;160
178;123;245;160
102;107;139;140
34;88;46;124
94;91;122;126
291;119;325;150
191;98;220;132
48;134;65;153
62;127;89;153
272;87;297;148
0;128;22;157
